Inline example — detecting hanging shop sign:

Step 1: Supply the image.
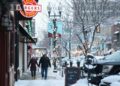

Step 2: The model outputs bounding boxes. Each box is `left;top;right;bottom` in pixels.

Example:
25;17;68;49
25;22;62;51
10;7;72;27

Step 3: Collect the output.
16;0;42;18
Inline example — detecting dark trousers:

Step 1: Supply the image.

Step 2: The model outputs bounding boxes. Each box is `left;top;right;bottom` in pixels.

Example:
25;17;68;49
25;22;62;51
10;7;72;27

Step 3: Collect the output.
31;70;36;78
41;67;48;79
54;64;57;69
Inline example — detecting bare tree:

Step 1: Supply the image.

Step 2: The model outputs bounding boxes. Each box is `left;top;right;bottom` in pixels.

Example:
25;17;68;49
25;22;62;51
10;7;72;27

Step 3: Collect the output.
64;0;120;57
61;1;120;85
61;15;73;57
62;39;69;56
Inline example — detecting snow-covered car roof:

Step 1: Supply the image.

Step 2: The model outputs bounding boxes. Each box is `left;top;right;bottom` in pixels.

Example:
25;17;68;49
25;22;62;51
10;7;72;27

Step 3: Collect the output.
111;81;120;86
94;51;120;65
101;75;120;84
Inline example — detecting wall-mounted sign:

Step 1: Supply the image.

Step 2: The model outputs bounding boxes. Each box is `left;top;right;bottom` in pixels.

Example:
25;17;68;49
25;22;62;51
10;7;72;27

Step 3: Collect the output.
16;0;42;18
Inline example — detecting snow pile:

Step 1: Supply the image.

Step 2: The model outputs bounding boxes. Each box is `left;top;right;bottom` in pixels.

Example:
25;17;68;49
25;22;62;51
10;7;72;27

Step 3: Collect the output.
111;82;120;86
101;75;120;83
71;78;88;86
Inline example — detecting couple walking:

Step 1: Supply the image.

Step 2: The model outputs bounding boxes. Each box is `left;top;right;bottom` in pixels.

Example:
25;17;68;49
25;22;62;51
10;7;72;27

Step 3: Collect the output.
28;54;51;79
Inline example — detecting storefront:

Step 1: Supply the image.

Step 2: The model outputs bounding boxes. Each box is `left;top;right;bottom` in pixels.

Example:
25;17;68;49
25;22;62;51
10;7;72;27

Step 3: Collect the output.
0;2;15;86
0;0;40;85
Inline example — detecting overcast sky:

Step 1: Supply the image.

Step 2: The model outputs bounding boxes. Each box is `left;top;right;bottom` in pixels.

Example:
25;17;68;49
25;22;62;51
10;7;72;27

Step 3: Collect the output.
34;0;49;41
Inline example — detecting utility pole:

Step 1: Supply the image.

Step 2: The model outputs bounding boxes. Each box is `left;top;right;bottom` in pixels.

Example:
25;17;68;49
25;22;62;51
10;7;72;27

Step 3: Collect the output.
53;18;57;50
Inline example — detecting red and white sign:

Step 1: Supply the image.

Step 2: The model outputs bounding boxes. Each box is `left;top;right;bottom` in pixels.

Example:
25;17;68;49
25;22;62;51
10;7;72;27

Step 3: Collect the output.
16;0;42;18
16;4;42;12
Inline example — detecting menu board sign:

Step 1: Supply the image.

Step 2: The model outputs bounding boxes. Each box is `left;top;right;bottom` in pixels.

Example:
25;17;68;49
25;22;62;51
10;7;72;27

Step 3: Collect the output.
65;67;80;86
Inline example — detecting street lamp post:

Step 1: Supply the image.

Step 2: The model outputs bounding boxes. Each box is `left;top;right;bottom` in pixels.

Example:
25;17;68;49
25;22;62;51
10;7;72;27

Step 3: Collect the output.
69;27;72;59
47;2;62;56
101;39;104;55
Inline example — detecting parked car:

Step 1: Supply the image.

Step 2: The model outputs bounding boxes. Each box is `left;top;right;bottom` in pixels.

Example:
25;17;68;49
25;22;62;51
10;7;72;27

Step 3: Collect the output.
89;50;120;86
99;74;120;86
95;50;120;65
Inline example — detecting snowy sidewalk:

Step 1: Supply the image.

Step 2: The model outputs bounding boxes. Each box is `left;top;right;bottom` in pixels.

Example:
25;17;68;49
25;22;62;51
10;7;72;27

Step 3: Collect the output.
15;66;65;86
20;66;64;80
15;66;90;86
15;79;65;86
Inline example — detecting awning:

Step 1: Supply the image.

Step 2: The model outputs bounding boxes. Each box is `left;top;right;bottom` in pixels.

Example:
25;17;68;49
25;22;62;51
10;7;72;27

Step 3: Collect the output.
18;24;36;44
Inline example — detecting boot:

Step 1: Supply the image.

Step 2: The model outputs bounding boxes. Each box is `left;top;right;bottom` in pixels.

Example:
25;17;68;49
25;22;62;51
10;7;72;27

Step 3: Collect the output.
34;76;36;79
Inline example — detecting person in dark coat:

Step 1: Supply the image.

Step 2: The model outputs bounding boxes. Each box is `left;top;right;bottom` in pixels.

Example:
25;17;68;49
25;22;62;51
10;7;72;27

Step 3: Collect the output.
53;58;57;70
77;60;80;67
28;57;39;79
64;61;68;67
39;54;51;79
70;61;73;67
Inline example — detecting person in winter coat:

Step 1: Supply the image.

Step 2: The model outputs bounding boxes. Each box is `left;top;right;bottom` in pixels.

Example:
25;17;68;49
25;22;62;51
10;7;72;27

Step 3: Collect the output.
53;58;57;70
77;60;80;67
39;54;51;79
28;57;39;79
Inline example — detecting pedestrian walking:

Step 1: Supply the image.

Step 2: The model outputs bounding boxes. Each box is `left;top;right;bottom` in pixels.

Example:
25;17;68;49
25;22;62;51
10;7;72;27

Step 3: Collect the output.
28;56;39;79
70;61;73;67
77;60;80;67
64;61;68;67
53;58;57;70
39;54;51;79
